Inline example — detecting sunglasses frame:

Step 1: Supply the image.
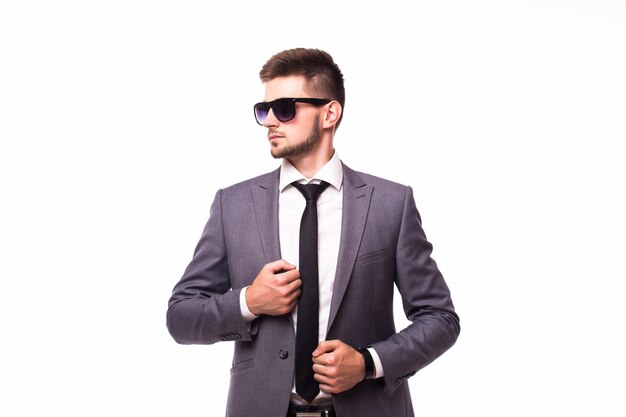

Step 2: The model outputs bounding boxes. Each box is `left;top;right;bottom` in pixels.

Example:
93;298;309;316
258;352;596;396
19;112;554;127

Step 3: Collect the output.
253;97;331;125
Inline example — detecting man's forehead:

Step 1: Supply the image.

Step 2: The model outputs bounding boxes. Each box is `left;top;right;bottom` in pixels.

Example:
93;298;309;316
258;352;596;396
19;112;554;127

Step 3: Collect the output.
263;75;310;100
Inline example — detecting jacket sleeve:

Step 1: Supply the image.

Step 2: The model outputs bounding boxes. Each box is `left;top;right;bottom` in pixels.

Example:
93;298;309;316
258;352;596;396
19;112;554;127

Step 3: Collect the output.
371;186;460;394
166;189;253;344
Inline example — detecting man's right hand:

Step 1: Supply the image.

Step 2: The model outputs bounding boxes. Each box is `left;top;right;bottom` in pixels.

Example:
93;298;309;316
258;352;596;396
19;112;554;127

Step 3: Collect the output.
245;260;301;316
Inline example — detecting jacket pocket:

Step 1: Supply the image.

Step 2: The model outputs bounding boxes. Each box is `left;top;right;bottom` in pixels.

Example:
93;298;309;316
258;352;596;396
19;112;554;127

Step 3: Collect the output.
230;358;254;374
355;248;391;266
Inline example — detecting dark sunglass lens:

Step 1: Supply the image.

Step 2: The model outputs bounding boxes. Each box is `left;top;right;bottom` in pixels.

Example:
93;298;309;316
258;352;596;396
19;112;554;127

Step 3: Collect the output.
254;104;269;124
273;99;296;122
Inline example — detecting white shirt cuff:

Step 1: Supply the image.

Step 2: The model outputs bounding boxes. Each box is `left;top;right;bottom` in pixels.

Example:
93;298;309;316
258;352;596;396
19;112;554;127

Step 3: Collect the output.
239;286;258;323
368;347;384;378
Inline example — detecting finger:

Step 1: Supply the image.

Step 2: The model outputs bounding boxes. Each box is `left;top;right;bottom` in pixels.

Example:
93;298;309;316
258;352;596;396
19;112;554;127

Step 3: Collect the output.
312;362;330;375
284;276;302;291
285;289;301;306
313;339;340;357
312;354;327;366
316;378;339;394
278;268;300;283
318;384;337;394
313;370;332;384
267;259;296;273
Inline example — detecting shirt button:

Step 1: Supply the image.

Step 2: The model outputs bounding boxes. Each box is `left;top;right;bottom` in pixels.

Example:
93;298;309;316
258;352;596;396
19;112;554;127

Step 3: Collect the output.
279;349;289;359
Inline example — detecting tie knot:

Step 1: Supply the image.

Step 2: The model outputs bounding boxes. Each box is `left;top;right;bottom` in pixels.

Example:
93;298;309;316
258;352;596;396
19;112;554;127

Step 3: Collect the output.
291;181;330;201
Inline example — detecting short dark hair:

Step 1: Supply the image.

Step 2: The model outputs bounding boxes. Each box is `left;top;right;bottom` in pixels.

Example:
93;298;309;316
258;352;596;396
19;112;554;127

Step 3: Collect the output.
259;48;345;127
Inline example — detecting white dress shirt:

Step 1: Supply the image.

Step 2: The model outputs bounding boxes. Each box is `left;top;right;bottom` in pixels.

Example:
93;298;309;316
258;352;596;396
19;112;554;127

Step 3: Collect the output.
240;151;383;402
278;152;343;348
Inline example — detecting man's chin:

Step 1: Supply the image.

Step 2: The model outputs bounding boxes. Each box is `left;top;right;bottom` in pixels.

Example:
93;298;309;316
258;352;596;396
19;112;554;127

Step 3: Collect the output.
271;145;295;160
270;148;284;159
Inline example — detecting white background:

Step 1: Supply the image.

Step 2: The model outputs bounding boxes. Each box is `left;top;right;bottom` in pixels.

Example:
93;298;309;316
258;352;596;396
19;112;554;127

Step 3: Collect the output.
1;1;625;416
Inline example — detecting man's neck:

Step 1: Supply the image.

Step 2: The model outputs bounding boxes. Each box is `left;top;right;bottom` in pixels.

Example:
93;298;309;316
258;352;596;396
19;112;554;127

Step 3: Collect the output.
288;148;334;179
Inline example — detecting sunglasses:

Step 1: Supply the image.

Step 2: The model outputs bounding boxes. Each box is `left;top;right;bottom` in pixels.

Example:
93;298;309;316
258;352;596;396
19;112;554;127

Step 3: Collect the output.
253;97;331;125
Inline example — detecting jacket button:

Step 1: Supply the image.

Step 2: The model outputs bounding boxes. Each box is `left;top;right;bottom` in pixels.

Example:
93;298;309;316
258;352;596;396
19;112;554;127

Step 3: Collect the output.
279;349;289;359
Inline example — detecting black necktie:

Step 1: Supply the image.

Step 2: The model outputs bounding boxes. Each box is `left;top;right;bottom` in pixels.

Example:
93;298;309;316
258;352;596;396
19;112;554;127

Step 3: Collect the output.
291;180;330;403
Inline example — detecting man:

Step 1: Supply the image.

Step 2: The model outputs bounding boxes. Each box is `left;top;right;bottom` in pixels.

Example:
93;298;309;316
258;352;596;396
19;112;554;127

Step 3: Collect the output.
167;48;460;417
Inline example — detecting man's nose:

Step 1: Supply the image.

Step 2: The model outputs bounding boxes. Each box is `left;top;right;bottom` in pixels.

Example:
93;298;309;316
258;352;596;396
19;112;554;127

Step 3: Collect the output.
263;108;279;128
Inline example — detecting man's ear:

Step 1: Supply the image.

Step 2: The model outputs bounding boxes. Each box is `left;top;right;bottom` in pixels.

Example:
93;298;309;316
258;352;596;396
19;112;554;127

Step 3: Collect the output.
322;101;342;129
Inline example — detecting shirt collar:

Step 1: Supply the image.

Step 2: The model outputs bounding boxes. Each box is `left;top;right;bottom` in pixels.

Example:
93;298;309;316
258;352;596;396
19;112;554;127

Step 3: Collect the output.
279;151;343;192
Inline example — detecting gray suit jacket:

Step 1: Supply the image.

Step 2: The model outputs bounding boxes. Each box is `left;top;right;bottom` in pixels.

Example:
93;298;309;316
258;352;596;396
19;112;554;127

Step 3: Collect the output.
167;163;460;417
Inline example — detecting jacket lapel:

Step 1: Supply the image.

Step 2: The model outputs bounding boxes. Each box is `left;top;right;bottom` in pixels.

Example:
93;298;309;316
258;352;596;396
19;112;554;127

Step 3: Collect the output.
251;168;282;263
327;164;372;332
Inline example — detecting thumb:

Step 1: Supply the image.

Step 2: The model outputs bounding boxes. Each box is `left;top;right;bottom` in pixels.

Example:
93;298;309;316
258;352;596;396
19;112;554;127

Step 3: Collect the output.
267;259;296;273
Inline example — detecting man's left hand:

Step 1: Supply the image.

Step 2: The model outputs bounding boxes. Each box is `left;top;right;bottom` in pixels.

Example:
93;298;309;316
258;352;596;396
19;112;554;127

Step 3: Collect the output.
312;339;365;394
